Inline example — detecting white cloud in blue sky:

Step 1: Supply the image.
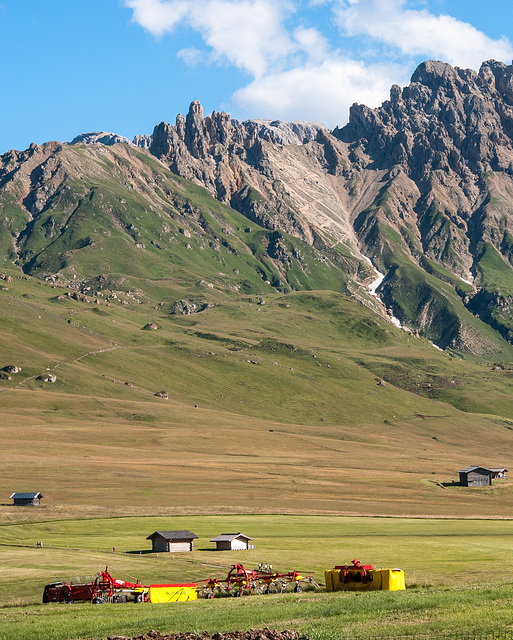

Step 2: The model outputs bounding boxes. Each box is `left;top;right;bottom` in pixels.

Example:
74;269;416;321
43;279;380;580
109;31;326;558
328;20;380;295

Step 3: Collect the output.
0;0;511;152
124;0;513;125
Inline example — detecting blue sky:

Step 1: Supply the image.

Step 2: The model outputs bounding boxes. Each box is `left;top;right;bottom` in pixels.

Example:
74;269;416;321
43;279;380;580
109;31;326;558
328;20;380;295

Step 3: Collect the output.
0;0;511;153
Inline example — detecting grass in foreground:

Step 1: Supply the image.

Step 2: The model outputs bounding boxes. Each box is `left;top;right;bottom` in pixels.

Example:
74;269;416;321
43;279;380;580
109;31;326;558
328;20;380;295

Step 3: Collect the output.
2;584;513;640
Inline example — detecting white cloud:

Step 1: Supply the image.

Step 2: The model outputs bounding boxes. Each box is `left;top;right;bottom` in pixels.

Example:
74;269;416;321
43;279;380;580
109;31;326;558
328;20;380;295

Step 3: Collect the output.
293;27;330;63
234;56;409;126
124;0;190;35
187;0;293;77
177;47;206;67
125;0;294;77
335;0;513;70
125;0;513;126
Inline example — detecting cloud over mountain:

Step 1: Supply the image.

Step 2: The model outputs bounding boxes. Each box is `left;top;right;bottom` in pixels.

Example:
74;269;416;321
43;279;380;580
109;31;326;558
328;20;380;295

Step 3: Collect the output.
125;0;513;126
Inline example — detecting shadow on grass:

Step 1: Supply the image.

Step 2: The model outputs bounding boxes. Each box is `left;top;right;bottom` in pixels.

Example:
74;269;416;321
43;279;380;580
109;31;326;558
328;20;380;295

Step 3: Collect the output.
124;549;154;555
441;481;463;487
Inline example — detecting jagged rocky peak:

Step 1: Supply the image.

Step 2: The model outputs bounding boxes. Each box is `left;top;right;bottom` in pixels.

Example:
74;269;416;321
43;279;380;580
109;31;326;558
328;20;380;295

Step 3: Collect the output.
337;59;513;177
151;100;328;160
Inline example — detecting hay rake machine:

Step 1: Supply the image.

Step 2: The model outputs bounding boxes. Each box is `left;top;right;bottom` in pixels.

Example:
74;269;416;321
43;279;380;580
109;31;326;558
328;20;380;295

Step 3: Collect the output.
198;563;320;598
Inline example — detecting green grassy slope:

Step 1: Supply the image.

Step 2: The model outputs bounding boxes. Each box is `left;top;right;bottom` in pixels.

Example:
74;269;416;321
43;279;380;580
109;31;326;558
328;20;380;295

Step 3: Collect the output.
2;271;513;515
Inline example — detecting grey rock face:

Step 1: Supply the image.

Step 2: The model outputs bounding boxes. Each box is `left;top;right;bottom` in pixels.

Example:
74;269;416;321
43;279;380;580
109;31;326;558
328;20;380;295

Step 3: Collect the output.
171;299;212;315
242;119;328;145
69;132;135;146
132;134;152;149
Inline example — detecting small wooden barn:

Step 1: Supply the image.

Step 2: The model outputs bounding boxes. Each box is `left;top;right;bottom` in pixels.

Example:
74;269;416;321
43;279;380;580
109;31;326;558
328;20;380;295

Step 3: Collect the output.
490;467;508;479
9;492;44;506
210;533;254;551
459;466;492;487
146;530;198;553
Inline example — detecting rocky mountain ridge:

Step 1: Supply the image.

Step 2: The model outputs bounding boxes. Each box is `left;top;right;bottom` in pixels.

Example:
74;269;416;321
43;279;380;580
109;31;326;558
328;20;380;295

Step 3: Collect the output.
2;58;513;356
144;59;513;353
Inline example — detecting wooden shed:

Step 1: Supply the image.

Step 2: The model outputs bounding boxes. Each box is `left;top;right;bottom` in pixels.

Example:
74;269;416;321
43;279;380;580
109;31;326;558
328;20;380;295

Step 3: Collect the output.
210;533;254;551
9;492;44;506
490;468;508;479
459;466;492;487
146;530;198;553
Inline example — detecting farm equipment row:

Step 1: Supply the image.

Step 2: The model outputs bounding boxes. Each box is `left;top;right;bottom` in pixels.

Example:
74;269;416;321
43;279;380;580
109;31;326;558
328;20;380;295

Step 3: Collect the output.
43;563;320;604
43;560;404;604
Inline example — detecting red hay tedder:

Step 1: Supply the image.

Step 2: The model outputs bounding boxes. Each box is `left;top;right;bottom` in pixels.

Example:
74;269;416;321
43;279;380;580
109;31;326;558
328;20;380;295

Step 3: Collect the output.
198;563;320;598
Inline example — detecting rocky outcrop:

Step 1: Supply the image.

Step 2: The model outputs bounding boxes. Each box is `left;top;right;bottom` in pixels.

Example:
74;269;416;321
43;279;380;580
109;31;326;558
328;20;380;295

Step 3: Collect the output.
2;365;21;373
132;134;152;149
171;299;213;315
69;132;135;146
242;119;327;145
69;132;153;148
36;373;56;383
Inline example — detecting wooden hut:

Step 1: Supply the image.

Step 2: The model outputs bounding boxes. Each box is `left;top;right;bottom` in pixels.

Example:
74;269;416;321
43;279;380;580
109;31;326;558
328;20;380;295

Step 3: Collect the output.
9;492;44;506
458;466;492;487
146;530;198;553
210;533;254;551
490;468;508;479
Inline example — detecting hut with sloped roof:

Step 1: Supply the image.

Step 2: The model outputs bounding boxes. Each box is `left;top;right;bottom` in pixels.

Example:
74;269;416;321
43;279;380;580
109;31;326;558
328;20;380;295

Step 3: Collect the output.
9;492;44;506
210;532;254;551
146;530;198;553
459;466;492;487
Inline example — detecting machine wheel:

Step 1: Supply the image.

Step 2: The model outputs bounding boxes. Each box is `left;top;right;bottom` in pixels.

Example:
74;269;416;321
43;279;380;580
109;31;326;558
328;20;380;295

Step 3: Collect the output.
93;596;106;604
294;583;303;593
114;594;127;603
134;594;144;603
265;582;282;594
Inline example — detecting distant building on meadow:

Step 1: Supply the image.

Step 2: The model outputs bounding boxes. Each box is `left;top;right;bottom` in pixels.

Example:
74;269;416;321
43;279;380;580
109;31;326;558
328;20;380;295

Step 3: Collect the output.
459;466;494;487
146;530;198;553
490;468;508;479
9;492;44;506
210;532;254;551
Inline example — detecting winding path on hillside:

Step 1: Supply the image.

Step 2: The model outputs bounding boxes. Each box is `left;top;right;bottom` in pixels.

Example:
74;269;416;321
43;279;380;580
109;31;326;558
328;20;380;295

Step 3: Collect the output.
0;344;122;394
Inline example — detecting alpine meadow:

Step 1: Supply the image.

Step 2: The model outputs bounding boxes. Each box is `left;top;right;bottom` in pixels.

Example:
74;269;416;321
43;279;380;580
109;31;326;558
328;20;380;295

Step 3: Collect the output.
3;57;513;640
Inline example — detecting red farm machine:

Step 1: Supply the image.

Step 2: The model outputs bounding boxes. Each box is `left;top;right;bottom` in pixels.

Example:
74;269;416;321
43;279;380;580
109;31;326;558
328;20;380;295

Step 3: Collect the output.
43;567;149;604
198;563;320;598
43;567;197;604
